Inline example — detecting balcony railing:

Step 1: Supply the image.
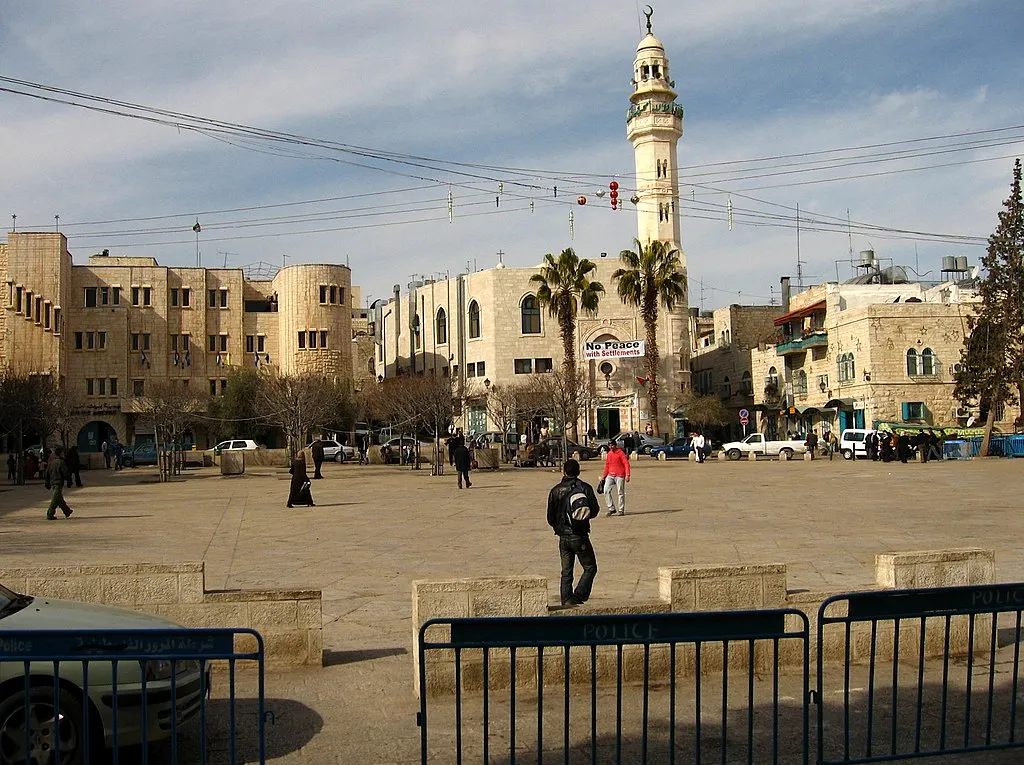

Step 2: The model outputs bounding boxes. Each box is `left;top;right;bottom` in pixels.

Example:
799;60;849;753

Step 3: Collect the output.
776;330;828;356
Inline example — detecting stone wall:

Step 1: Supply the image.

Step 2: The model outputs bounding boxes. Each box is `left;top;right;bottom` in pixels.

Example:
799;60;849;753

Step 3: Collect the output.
0;562;322;667
414;548;997;696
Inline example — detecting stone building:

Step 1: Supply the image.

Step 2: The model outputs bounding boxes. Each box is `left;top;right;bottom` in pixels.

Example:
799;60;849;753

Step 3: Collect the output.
1;232;353;451
689;304;784;441
747;273;1020;439
374;13;691;437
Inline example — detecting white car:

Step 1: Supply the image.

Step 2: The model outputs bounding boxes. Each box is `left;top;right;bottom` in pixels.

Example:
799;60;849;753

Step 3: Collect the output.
213;439;259;453
309;439;355;462
721;433;809;460
839;429;875;460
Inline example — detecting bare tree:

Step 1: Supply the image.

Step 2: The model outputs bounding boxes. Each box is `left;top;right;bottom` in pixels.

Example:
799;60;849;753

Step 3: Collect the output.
405;375;456;473
674;389;728;431
532;368;593;457
484;379;551;460
135;380;207;480
0;370;36;485
257;371;352;458
32;376;80;449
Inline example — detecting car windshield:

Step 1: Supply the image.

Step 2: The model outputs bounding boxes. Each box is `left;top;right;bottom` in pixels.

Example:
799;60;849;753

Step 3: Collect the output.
0;584;31;620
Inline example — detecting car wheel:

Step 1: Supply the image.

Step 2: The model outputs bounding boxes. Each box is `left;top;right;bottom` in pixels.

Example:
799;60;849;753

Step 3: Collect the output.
780;448;794;460
727;448;742;461
841;449;854;461
0;685;89;765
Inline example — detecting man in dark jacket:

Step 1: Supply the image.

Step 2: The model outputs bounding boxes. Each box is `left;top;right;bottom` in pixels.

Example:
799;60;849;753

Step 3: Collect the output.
311;438;326;479
546;459;600;607
65;445;83;488
44;446;74;520
453;441;472;488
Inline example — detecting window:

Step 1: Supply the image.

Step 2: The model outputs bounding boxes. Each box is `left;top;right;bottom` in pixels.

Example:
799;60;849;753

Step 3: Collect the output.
210;379;218;396
86;379;94;396
535;357;554;373
794;369;808;396
85;287;97;308
319;285;328;304
741;371;752;394
837;353;855;383
15;286;23;313
170;288;178;307
52;308;61;334
257;335;265;353
182;334;190;352
722;376;732;397
133;379;145;397
98;331;106;350
514;358;533;374
181;288;190;307
131;333;141;351
220;289;228;308
436;308;448;344
109;378;118;396
906;349;919;376
221;379;228;394
921;348;936;376
468;300;481;338
330;285;338;304
23;290;31;319
171;335;179;351
219;334;228;352
320;331;328;348
142;333;151;351
246;335;255;353
521;295;541;334
298;331;306;349
143;286;152;305
112;287;120;306
74;332;83;350
208;289;218;308
100;286;109;305
86;331;95;350
467;363;477;378
208;335;217;352
902;401;926;421
44;302;51;330
308;331;318;349
98;378;106;396
131;287;141;306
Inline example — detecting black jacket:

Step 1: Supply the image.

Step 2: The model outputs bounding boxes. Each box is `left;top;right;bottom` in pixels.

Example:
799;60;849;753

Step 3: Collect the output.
547;477;600;536
311;441;325;461
453;444;472;471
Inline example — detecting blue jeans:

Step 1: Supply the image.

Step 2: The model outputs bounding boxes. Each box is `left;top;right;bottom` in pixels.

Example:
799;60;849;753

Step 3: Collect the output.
559;534;597;604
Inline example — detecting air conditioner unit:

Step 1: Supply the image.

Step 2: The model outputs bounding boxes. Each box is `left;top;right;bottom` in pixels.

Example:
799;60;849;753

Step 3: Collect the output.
953;406;972;419
950;362;965;375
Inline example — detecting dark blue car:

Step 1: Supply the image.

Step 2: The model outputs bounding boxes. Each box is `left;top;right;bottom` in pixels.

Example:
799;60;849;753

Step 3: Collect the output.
121;442;158;467
650;437;696;460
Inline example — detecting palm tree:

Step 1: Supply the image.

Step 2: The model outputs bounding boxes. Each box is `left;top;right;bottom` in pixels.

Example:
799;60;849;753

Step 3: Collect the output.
612;239;687;436
531;248;604;439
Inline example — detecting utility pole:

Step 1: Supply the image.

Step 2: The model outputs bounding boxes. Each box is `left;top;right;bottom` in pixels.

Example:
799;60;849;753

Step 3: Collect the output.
795;204;805;289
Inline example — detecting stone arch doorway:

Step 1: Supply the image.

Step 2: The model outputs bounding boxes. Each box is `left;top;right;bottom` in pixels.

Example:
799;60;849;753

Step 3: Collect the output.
77;421;118;453
588;331;628;440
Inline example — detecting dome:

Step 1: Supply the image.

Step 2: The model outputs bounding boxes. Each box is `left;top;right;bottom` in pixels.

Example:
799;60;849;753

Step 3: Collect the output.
636;33;665;54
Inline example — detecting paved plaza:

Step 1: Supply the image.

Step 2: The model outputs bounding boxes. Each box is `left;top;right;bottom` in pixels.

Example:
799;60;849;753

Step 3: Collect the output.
1;455;1023;762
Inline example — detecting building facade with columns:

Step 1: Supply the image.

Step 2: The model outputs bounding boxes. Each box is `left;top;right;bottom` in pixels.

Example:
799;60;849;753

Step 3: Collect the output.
374;14;691;437
1;232;355;450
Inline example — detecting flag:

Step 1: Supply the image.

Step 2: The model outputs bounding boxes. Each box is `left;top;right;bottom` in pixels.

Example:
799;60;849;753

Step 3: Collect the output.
193;221;201;233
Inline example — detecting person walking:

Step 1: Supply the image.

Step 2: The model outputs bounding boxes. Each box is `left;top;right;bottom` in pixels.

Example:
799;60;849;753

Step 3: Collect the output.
65;445;83;487
311;437;326;479
600;439;630;516
865;431;879;461
287;453;315;507
825;430;838;461
546;458;600;607
101;440;111;469
6;453;15;483
44;446;74;520
692;431;707;463
453;439;473;489
621;432;636;459
805;430;819;460
113;442;124;470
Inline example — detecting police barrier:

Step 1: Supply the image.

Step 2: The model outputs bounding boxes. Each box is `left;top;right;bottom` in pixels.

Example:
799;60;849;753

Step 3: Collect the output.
418;609;811;764
817;583;1024;763
0;627;265;764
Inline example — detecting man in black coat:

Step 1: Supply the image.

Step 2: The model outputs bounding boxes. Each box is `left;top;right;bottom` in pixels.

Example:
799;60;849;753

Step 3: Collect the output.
546;459;600;607
311;438;325;479
453;441;472;488
65;445;83;488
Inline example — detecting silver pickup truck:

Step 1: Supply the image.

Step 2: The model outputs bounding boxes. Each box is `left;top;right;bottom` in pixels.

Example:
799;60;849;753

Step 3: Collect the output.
721;433;809;460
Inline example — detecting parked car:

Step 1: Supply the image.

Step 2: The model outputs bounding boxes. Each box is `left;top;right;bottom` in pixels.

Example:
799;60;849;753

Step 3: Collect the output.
602;431;667;455
0;582;208;759
309;439;355;462
381;437;429;464
721;433;808;460
213;439;259;454
122;442;158;467
537;437;599;462
650;437;697;460
839;429;876;460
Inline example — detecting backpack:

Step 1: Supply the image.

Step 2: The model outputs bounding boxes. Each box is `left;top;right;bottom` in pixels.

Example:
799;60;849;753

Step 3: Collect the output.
565;481;591;526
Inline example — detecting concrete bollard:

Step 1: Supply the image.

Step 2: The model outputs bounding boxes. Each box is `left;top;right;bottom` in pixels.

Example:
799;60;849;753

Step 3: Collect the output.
747;451;757;461
688;451;697;462
803;451;813;462
658;451;667;461
717;450;726;461
779;450;791;461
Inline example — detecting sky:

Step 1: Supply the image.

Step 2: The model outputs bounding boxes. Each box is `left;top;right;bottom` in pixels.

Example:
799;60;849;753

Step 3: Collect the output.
2;0;1023;309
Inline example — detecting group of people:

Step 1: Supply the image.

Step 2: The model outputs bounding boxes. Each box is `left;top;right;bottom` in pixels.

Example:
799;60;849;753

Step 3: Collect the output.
7;445;83;488
864;429;945;463
100;439;126;470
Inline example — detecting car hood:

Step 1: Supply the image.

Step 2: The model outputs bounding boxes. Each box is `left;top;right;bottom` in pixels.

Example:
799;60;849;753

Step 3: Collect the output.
0;597;181;631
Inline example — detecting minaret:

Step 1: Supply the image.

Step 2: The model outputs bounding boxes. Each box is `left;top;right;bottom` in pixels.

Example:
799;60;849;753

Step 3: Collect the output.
627;7;684;261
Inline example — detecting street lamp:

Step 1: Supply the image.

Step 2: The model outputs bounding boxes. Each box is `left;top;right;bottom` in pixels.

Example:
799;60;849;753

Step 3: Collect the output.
483;378;491;389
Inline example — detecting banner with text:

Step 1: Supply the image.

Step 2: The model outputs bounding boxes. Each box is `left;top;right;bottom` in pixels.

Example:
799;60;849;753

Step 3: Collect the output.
583;340;645;360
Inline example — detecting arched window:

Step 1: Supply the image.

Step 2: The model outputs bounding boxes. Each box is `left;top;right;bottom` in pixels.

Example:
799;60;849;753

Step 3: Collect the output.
767;366;779;387
837;353;855;383
906;348;919;376
521;295;541;334
794;369;808;395
741;370;752;394
468;300;481;339
921;347;936;376
722;376;731;397
435;308;447;345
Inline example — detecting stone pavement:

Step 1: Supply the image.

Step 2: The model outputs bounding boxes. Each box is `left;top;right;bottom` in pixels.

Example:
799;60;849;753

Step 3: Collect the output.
1;455;1023;762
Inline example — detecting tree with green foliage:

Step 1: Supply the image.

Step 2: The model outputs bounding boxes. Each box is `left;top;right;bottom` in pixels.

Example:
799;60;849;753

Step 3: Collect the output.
612;239;687;435
530;248;604;439
207;367;274;446
954;159;1024;456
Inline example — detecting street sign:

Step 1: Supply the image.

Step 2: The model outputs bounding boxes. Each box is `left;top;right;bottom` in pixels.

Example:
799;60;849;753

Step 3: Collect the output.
739;416;749;425
738;408;749;419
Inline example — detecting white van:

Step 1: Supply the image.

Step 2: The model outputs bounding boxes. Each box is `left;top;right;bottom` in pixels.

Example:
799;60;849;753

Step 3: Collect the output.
839;429;875;460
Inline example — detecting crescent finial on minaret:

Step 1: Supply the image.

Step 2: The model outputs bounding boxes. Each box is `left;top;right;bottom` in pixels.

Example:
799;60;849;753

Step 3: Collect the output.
643;5;654;34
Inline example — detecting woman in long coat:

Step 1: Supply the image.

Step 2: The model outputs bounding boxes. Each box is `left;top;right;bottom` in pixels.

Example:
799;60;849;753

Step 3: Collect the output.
287;452;315;507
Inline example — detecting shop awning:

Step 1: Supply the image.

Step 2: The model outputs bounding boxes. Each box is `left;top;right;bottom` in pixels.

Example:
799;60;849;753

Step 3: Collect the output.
774;300;827;327
823;397;855;409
